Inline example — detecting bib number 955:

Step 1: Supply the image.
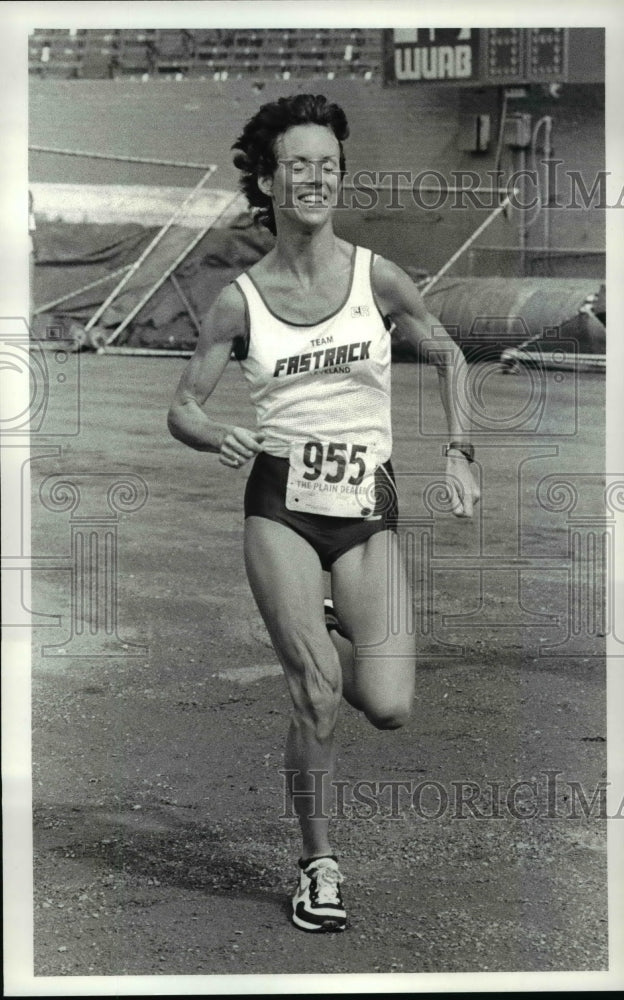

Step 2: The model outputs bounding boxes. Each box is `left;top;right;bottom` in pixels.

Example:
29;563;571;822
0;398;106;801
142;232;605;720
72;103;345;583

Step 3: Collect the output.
286;439;379;518
302;441;368;486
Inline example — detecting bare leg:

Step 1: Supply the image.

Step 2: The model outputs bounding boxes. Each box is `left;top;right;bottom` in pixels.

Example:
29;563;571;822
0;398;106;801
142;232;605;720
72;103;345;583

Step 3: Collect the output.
328;629;364;712
244;517;342;859
244;520;415;859
330;530;416;729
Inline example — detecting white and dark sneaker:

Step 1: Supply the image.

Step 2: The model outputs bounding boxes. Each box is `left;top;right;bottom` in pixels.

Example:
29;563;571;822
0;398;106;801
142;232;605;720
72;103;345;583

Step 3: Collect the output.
324;599;346;638
291;855;347;932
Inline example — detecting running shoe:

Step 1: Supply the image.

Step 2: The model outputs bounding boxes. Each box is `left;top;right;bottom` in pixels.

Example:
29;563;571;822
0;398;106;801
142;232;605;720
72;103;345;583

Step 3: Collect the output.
292;856;347;932
323;598;344;637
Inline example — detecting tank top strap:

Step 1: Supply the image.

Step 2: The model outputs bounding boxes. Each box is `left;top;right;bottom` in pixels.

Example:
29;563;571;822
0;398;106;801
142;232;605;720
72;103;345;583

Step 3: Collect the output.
347;245;380;315
230;273;255;361
233;271;263;312
351;244;371;286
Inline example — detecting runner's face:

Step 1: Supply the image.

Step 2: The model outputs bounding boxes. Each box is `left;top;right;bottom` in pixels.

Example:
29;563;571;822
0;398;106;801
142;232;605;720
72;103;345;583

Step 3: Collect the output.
263;124;342;228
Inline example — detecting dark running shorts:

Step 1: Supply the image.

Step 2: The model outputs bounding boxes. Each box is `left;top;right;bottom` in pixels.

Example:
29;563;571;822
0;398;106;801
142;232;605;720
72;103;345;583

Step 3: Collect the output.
244;452;399;571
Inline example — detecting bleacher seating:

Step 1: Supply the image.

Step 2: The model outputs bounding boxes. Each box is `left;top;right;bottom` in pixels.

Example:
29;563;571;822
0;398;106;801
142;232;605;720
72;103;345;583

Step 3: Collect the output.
28;28;382;79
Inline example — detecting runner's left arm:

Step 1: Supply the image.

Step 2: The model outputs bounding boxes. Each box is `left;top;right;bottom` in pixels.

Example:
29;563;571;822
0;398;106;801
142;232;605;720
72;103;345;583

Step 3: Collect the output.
372;256;480;518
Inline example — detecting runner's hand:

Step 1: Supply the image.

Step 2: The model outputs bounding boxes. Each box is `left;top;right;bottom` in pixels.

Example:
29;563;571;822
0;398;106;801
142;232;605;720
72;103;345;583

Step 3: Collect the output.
445;454;480;518
219;427;264;468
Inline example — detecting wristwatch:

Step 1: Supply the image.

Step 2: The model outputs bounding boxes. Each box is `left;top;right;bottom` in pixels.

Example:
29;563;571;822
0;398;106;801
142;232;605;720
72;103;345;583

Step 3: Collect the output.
444;441;475;463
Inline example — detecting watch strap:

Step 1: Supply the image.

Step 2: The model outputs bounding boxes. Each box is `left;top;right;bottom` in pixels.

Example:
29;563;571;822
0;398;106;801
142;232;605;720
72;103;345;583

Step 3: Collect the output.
445;441;474;462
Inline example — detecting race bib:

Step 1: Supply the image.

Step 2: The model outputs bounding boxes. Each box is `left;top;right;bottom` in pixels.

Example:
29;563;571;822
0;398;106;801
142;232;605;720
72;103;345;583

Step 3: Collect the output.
286;439;380;518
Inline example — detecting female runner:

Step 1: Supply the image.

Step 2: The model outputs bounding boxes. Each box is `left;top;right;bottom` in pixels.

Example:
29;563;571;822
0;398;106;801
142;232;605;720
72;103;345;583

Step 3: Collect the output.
168;94;479;932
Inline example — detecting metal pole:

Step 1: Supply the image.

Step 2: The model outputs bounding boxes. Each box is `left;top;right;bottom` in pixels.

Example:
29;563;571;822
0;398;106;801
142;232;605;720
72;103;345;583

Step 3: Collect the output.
517;147;527;277
82;166;217;334
96;346;194;358
33;265;132;316
102;191;242;346
169;274;202;336
29;145;217;171
420;195;514;297
542;117;553;255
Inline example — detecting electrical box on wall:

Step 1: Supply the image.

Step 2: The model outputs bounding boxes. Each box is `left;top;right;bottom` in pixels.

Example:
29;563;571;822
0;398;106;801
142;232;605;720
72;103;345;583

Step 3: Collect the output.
504;111;532;148
459;113;491;152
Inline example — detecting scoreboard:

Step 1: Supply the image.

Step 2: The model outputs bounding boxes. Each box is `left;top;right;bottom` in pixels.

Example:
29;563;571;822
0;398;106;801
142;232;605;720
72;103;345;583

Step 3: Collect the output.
485;28;566;82
384;28;603;85
391;28;478;82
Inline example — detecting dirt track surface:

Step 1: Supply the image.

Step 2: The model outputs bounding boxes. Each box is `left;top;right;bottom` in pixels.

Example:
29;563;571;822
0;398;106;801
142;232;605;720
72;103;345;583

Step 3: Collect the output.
30;354;607;978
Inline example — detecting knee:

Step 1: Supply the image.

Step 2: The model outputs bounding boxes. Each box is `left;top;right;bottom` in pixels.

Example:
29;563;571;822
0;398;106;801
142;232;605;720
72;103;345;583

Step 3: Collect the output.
365;702;412;731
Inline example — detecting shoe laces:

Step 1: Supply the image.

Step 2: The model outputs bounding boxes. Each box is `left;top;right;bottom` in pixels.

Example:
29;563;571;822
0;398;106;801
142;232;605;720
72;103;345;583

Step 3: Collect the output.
309;862;343;904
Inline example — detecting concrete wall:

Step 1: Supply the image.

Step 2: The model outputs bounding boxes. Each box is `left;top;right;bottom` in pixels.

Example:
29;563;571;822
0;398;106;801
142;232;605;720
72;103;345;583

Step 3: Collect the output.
30;77;605;276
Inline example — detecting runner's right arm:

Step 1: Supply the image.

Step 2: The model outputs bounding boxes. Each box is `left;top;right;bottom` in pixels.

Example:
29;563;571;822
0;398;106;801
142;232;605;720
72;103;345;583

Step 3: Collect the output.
167;283;264;467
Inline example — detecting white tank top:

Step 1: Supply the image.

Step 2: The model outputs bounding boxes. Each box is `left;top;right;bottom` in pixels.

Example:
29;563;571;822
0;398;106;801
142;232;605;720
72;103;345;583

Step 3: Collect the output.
233;245;392;463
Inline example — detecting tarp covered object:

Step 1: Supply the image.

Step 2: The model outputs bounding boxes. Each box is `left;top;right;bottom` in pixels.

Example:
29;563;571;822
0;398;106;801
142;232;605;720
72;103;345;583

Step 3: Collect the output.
420;276;606;359
33;212;274;348
33;216;605;359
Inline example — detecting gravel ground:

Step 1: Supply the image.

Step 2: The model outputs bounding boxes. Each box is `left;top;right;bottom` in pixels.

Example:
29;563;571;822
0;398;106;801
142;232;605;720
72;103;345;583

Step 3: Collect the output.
13;355;614;990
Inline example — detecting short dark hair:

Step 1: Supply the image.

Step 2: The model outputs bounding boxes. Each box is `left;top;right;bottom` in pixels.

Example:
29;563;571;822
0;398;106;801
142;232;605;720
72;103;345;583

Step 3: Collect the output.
232;93;349;234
